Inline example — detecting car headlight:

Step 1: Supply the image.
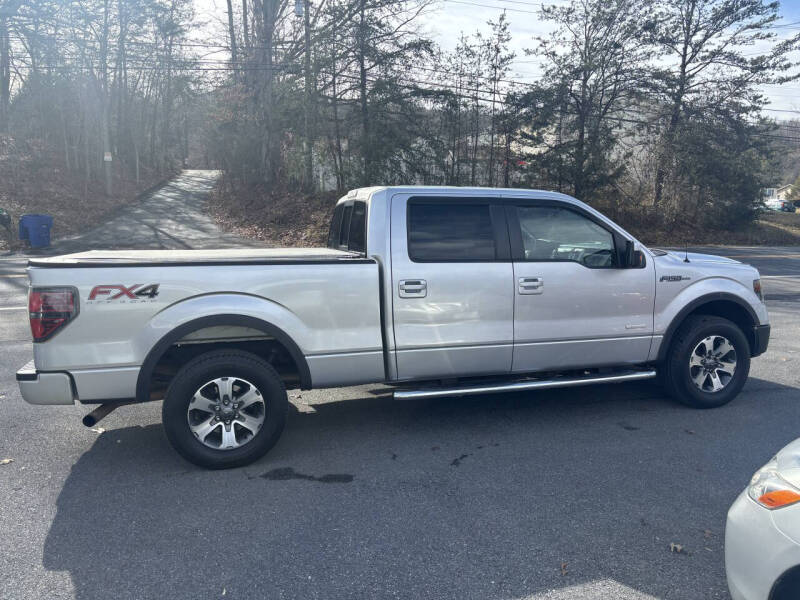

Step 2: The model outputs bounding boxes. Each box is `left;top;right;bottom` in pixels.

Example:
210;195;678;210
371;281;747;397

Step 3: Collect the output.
748;457;800;509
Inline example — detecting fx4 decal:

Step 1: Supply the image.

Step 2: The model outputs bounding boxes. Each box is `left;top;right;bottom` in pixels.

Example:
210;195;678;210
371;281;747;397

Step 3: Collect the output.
88;284;160;302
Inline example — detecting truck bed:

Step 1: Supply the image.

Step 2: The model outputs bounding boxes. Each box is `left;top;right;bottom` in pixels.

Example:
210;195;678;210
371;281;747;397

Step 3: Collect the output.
28;247;369;267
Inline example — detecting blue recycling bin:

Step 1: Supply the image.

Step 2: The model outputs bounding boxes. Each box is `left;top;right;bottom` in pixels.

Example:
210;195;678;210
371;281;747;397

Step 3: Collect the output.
19;214;54;248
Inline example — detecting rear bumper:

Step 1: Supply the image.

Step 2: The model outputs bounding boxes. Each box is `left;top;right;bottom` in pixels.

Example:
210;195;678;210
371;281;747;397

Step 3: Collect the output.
752;324;770;357
16;361;75;405
16;361;139;404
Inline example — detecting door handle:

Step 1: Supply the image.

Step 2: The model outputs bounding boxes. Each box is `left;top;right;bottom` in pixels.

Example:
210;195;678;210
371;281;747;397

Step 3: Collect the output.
399;279;427;298
518;277;543;295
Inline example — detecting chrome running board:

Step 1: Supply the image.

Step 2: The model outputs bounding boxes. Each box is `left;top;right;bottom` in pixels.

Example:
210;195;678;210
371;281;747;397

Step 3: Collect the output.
393;369;657;400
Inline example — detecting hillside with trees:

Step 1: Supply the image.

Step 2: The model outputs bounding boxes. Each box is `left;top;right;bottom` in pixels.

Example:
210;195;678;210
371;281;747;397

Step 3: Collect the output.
1;0;800;248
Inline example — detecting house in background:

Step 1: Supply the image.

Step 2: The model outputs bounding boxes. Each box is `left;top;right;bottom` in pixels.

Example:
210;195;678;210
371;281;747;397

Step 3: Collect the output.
763;184;796;211
777;184;794;200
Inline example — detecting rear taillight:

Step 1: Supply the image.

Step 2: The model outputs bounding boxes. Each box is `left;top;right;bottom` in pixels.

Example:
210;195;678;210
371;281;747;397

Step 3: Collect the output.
29;287;78;342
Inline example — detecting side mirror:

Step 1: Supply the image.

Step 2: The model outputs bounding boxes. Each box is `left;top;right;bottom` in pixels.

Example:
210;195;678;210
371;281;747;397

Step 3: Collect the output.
623;240;635;268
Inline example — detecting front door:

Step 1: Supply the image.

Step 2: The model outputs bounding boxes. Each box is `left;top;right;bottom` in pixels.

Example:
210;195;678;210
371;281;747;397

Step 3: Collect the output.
507;200;655;373
390;194;514;380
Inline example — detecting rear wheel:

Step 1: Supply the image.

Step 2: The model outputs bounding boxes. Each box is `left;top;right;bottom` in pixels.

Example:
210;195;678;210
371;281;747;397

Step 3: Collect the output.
663;315;750;408
162;349;288;469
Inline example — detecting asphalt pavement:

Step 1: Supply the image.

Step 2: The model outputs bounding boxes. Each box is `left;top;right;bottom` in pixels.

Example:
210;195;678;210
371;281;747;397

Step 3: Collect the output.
1;177;799;599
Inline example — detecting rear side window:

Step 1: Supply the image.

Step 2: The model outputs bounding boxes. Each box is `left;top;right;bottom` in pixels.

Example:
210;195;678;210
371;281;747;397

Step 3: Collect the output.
408;202;496;261
328;201;367;253
339;205;353;247
328;205;343;249
348;202;367;252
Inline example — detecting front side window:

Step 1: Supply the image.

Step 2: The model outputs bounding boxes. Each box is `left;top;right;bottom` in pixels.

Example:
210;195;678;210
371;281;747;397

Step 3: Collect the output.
517;205;616;268
408;202;496;261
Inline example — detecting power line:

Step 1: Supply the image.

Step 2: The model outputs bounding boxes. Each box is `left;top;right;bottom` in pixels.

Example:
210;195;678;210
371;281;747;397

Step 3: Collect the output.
439;0;539;14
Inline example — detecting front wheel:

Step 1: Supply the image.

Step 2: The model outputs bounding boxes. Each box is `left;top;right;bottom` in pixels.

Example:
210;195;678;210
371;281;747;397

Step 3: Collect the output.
663;315;751;409
162;349;288;469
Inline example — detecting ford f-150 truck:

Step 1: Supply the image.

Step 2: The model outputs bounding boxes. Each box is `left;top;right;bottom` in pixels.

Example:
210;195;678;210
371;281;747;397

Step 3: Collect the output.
16;187;770;468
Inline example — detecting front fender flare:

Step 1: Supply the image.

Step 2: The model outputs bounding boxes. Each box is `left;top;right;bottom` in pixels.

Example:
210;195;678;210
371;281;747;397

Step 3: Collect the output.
656;291;759;362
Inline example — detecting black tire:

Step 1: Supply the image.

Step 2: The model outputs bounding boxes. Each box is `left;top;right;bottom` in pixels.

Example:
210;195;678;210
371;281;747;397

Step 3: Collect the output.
162;349;288;469
662;315;751;408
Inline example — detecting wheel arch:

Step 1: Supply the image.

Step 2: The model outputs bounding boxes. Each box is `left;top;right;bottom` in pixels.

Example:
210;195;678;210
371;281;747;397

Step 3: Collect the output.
770;564;800;600
657;292;759;361
135;314;311;402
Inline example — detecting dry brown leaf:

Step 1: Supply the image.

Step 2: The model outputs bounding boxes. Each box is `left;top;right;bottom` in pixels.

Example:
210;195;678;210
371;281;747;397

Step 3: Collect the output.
560;562;568;576
670;542;684;553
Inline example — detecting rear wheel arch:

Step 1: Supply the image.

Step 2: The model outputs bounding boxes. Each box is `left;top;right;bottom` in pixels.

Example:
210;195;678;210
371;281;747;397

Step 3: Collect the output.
135;314;311;402
658;293;758;362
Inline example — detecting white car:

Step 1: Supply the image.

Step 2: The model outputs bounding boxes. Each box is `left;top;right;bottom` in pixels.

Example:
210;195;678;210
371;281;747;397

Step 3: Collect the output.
764;198;795;212
726;438;800;600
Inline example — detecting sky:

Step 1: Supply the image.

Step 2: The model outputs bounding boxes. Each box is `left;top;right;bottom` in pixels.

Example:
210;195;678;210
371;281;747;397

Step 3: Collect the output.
424;0;800;118
194;0;800;119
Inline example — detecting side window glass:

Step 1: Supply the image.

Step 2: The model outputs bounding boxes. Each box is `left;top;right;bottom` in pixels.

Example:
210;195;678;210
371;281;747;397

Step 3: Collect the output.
328;204;343;249
339;204;353;248
348;202;367;253
408;202;496;261
517;205;616;268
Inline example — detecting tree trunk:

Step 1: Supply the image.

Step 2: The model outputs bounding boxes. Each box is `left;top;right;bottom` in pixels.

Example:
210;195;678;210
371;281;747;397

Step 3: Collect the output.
134;138;140;184
261;0;278;183
226;0;238;68
242;0;250;48
488;62;498;187
573;78;588;199
654;4;693;207
358;0;371;185
503;131;511;187
161;0;177;170
330;28;345;192
0;17;9;134
61;109;70;170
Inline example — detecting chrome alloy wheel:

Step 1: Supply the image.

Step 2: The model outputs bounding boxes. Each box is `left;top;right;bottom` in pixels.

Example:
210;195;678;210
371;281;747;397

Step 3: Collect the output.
187;377;266;450
689;335;737;393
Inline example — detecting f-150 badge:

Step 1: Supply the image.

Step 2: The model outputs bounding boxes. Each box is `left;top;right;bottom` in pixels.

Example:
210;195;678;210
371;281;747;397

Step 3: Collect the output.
659;275;691;282
88;284;160;302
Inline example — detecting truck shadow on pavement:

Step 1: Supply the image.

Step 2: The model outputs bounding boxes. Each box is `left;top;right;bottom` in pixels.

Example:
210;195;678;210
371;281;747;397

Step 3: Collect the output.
42;378;799;600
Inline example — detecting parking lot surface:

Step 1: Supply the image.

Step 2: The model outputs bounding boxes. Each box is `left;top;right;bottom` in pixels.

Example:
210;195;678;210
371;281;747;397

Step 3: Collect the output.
2;187;799;599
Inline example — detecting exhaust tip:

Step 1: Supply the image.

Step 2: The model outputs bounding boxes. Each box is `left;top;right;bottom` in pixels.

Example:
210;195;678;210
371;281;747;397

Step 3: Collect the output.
81;402;128;428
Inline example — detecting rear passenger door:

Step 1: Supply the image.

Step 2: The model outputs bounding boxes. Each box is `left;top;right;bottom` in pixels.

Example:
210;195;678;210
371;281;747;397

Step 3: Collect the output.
390;195;514;380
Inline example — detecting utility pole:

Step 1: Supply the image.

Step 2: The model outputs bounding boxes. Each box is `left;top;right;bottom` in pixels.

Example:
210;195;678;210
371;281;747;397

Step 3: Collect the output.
302;0;314;191
100;0;113;196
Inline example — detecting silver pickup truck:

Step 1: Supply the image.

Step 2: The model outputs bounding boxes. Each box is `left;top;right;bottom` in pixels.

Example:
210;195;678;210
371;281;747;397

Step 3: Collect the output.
16;187;770;468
